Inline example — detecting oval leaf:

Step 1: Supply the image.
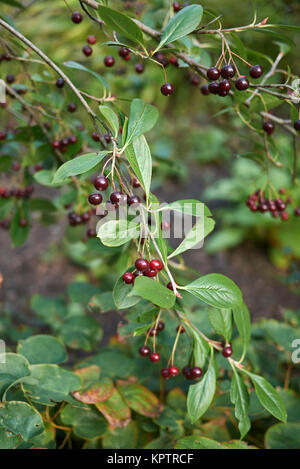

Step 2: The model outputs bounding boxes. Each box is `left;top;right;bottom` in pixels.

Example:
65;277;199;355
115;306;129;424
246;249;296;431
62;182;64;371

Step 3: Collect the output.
98;220;140;247
130;276;176;308
53;152;107;184
126;135;152;198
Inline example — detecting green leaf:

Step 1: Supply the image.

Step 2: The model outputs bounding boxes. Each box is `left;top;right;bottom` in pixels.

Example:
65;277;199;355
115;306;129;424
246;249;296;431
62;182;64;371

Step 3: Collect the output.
125;99;159;147
175;435;227;449
162;199;212;217
113;272;141;310
22;364;81;406
9;205;30;247
0;401;44;442
0;353;31;400
168;216;215;258
130;276;176;308
0;0;24;8
61;404;108;439
126;135;152;198
187;351;216;424
98;5;145;49
99;105;119;136
17;335;67;365
68;282;100;304
157;5;203;50
184;273;243;309
60;316;103;352
265;422;300;449
230;370;251;439
98;220;140;247
208;309;232;343
241;370;287;423
64;61;110;91
102;421;137;449
34;169;65;187
232;303;251;359
53;152;107;183
117;380;163;418
0;427;21;449
190;329;210;368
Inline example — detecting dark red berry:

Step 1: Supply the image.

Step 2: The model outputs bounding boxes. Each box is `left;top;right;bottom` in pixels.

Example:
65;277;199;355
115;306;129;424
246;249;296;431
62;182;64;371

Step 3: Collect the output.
279;187;286;195
149;352;160;362
166;282;174;291
263;121;275;135
104;56;115;67
34;163;43;172
182;366;193;380
219;79;231;92
88;193;102;205
176;325;185;333
235;76;249;90
207;67;220;81
249;64;263;79
169;56;179;67
104;133;111;143
200;84;210;95
122;272;134;284
87;35;97;45
160;83;174;96
135;63;144;74
161;368;170;378
12;161;20;171
83;45;93;57
132;178;141;188
294;208;300;216
19;218;28;227
6;74;15;84
94;175;109;191
149;259;163;271
191;366;202;378
56;77;64;88
133;270;143;278
135;258;149;271
52;140;60;149
221;64;236;79
128;195;140;206
190;74;200;86
168;366;179;377
0;131;7;140
139;345;151;357
222;345;233;358
68;103;77;113
281;211;289;221
294;119;300;131
71;11;82;24
156;53;168;67
87;228;97;238
110;191;122;205
119;47;130;58
92;132;100;142
145;269;157;278
68;135;78;144
157;321;165;331
208;81;219;94
173;1;181;12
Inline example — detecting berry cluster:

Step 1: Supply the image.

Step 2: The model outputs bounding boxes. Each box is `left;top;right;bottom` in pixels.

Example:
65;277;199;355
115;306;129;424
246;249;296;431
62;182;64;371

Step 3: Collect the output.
246;190;292;220
201;63;263;97
52;135;78;153
0;184;34;200
122;258;164;284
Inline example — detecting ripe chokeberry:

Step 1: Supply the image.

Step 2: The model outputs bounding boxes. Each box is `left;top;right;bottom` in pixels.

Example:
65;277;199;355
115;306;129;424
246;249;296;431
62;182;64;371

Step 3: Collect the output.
149;259;163;271
12;161;20;171
135;63;144;74
132;178;141;188
119;47;130;58
161;83;174;96
222;345;233;358
294;119;300;131
110;191;123;205
207;67;220;81
263;121;275;135
145;269;157;278
71;11;82;24
156;321;165;332
149;352;160;362
83;45;93;57
208;82;219;94
68;135;78;144
139;345;151;357
88;193;103;205
169;56;179;67
68;103;77;113
235;76;249;90
219;79;231;93
92;132;100;142
294;208;300;216
87;228;97;238
168;366;179;377
221;64;236;79
56;77;64;88
200;84;210;95
6;74;15;84
191;366;202;378
176;325;185;334
104;133;111;143
249;64;263;78
104;55;115;67
182;366;193;380
135;258;149;271
128;195;140;206
281;211;289;221
94;175;109;191
161;368;170;378
0;130;7;140
87;35;97;45
122;272;134;284
19;218;28;227
173;1;181;12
